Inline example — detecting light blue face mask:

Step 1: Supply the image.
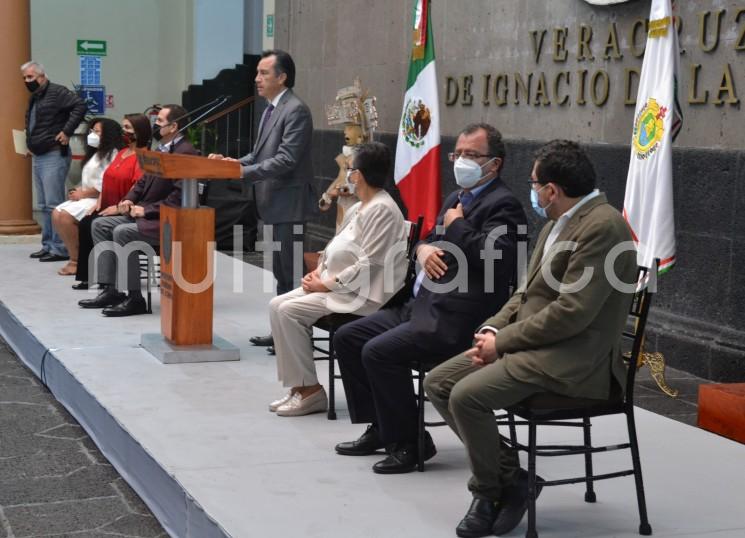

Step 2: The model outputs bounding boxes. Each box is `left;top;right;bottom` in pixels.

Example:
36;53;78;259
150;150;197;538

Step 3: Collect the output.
530;184;551;218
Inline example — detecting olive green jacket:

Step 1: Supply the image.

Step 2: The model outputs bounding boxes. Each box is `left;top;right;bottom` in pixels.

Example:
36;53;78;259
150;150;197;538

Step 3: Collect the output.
482;194;637;400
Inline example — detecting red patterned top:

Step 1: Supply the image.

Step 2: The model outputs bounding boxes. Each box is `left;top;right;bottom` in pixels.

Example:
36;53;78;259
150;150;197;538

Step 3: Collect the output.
100;150;143;209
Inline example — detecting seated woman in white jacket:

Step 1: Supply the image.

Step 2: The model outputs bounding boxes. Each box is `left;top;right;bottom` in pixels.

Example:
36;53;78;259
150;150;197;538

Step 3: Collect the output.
269;142;408;417
52;117;122;276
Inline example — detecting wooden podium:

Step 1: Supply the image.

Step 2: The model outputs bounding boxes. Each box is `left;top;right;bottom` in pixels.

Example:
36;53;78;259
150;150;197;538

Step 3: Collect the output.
135;149;243;363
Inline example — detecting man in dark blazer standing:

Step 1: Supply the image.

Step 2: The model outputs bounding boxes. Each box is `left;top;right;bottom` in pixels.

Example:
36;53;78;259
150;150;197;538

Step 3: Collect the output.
425;140;638;537
210;49;316;347
333;124;527;474
80;104;199;317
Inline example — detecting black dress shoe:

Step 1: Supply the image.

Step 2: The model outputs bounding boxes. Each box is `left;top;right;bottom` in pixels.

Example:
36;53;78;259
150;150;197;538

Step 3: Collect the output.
336;424;385;456
266;346;276;355
71;282;89;290
372;431;436;474
30;249;48;259
249;334;274;346
456;497;501;538
78;288;126;309
491;468;544;536
102;295;147;317
39;253;70;262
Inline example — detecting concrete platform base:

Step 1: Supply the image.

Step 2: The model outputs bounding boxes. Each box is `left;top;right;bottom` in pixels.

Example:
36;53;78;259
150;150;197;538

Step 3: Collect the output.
140;333;240;364
1;243;745;538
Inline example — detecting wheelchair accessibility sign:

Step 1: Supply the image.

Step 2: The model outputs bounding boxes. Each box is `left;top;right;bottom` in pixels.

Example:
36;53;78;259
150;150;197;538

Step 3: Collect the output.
77;85;106;114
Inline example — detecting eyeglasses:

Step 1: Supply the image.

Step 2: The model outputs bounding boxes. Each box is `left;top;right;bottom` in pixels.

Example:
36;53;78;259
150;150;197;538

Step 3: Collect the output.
447;152;492;162
527;180;543;189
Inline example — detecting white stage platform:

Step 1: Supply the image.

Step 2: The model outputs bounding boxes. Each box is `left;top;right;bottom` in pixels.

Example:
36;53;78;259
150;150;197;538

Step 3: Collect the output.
1;243;744;538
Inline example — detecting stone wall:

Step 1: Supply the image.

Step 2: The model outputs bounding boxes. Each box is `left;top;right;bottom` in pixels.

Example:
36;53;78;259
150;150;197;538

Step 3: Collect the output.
280;0;745;382
277;0;744;149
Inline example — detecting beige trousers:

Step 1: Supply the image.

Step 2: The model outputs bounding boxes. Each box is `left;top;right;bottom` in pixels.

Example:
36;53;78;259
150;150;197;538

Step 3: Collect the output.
268;287;380;387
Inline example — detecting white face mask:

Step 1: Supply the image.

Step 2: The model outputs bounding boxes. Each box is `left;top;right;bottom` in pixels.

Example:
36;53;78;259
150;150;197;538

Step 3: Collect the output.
345;169;356;195
453;156;495;189
342;145;355;158
87;132;101;148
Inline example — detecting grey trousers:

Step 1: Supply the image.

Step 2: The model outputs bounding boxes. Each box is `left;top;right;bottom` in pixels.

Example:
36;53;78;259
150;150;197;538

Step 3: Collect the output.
269;287;379;388
90;215;158;291
424;353;543;501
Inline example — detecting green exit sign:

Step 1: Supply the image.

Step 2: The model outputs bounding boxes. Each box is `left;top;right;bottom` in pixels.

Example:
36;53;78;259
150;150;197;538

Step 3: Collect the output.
77;39;107;56
266;15;274;38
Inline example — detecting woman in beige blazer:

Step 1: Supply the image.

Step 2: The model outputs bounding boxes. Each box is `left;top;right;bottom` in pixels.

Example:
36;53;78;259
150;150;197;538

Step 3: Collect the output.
268;142;408;417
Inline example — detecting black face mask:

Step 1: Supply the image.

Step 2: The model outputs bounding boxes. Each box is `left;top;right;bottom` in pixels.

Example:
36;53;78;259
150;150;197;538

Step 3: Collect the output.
25;79;40;93
152;122;174;142
122;132;136;145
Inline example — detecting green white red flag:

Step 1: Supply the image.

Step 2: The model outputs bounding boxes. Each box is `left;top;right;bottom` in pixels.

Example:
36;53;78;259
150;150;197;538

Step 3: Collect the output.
623;0;682;274
394;0;441;237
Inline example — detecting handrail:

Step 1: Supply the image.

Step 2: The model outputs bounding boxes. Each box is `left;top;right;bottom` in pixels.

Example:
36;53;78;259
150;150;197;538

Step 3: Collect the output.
202;95;258;125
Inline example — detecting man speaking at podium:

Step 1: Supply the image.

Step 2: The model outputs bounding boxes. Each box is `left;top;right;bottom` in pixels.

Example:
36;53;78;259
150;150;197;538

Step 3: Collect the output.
210;49;316;348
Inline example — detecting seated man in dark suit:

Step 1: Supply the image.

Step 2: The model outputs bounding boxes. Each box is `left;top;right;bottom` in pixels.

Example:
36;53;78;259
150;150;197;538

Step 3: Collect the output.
333;123;527;474
79;104;199;317
425;140;638;537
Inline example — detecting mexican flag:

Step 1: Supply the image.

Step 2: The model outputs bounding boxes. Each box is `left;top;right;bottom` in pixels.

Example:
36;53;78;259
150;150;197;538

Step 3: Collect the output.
623;0;682;274
394;0;441;237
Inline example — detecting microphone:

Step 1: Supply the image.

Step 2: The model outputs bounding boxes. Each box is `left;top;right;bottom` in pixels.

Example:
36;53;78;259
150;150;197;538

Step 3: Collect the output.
171;95;232;148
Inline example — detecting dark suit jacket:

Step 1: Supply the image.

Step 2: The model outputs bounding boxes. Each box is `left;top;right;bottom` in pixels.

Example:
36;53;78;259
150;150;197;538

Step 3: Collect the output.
483;194;637;400
123;137;199;240
239;89;318;224
408;177;527;353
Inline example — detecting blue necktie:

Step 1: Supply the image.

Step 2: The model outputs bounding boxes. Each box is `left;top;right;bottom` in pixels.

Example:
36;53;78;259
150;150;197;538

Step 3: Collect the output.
459;190;474;209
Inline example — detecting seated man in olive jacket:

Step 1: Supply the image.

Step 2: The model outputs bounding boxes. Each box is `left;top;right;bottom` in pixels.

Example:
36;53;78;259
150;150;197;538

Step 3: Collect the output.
425;140;637;538
80;104;199;317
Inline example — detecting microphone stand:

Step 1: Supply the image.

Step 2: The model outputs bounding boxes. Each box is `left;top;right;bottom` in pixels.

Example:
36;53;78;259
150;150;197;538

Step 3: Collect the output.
171;95;230;151
171;95;231;208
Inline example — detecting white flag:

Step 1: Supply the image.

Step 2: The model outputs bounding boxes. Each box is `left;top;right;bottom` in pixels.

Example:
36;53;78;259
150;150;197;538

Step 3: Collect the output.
623;0;682;274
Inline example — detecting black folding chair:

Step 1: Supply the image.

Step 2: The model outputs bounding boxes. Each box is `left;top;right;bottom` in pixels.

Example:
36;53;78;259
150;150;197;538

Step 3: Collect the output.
413;247;523;471
496;263;656;538
312;216;424;420
139;248;161;314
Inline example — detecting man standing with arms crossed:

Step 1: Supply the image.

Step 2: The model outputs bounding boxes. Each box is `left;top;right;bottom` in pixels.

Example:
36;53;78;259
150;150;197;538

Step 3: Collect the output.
22;61;87;262
210;49;316;349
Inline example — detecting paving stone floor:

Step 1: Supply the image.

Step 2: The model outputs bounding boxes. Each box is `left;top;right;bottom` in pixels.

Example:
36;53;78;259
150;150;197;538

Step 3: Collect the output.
0;338;165;538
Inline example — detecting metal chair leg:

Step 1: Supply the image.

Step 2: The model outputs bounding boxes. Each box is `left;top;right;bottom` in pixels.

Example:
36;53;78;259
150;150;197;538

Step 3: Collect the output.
146;258;153;314
583;417;597;503
526;422;538;538
627;409;652;535
508;412;517;447
417;366;425;472
327;328;337;420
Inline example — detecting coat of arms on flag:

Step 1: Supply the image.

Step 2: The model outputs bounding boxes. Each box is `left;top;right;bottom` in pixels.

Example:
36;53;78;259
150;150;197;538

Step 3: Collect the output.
632;98;667;160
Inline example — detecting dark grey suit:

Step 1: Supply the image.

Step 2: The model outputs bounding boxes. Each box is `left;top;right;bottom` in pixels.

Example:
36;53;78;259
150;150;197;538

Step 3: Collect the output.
239;89;317;294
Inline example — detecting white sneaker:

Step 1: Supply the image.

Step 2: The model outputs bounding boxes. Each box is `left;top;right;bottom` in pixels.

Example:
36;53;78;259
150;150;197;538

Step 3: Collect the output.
276;387;328;417
269;391;294;412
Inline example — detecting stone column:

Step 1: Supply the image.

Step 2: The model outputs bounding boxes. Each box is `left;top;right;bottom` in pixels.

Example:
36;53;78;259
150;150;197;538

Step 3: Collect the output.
0;0;40;235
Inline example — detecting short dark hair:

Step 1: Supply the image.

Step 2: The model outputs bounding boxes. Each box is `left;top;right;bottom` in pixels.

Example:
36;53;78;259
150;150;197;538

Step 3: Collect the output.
458;123;506;171
262;49;295;88
352;142;391;189
124;113;152;148
533;140;596;198
162;104;189;130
